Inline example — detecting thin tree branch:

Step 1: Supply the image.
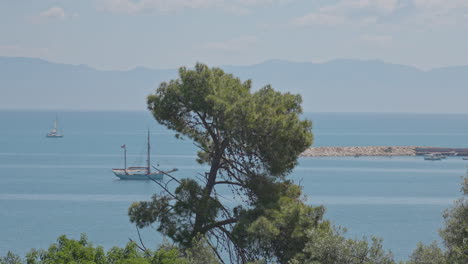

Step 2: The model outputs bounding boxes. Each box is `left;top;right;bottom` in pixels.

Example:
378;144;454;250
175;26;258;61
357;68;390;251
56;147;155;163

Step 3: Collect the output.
206;231;227;264
152;166;181;184
201;217;238;233
214;181;245;187
129;238;146;252
194;110;219;146
135;225;147;251
146;175;178;201
217;226;248;264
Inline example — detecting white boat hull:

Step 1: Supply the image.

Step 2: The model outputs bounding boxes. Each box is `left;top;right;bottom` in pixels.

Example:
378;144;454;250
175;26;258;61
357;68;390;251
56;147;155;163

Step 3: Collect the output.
112;169;163;180
113;131;177;180
47;119;63;138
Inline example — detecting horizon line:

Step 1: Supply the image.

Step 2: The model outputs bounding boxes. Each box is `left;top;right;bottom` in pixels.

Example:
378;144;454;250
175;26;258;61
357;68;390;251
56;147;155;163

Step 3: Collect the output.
2;55;468;72
1;108;468;115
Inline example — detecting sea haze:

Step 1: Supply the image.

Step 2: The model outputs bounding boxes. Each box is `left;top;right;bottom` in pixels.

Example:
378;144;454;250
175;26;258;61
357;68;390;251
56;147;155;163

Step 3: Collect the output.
1;57;468;113
0;111;467;260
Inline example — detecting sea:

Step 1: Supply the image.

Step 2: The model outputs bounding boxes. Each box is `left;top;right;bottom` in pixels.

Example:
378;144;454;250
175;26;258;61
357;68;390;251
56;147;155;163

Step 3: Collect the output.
1;111;467;261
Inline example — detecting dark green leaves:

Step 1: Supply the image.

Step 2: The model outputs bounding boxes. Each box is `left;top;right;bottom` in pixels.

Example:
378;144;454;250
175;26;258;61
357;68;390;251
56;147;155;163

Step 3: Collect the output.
140;63;314;262
147;63;312;178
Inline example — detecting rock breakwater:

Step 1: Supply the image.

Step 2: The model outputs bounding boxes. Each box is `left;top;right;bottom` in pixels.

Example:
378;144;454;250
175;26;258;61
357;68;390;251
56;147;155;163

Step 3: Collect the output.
301;146;418;157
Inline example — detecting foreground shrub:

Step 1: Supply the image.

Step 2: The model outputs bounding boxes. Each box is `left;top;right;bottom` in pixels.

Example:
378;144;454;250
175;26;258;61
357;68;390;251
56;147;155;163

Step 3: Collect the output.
408;241;446;264
290;227;395;264
1;234;219;264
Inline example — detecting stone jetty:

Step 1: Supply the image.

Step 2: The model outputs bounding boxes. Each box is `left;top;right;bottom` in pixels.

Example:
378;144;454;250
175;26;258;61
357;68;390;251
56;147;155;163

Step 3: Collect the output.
301;146;468;157
300;146;418;157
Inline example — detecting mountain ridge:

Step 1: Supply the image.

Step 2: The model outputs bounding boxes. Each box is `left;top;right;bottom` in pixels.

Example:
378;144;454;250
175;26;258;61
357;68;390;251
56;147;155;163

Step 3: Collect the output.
1;56;467;113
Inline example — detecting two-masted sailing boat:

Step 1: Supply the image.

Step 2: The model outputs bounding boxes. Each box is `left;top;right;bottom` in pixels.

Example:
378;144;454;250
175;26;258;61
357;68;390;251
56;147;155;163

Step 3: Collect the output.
46;118;63;138
112;130;177;180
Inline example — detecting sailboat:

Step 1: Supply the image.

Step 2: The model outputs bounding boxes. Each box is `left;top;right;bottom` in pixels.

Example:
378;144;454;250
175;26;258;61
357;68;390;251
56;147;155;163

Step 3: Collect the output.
46;118;63;138
112;130;177;180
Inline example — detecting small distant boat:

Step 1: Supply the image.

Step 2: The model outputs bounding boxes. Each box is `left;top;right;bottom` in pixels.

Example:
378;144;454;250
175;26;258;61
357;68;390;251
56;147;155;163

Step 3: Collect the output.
112;130;177;180
447;151;458;156
462;157;468;160
46;118;63;138
424;154;442;161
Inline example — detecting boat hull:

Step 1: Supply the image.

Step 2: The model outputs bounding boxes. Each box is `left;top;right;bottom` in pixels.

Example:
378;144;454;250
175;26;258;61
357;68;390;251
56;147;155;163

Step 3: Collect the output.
424;157;442;160
46;135;63;138
112;170;163;180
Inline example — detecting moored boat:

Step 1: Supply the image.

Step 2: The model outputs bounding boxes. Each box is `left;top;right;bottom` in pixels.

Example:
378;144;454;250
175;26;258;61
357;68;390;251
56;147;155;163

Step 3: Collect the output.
112;130;177;180
424;154;442;161
46;118;63;138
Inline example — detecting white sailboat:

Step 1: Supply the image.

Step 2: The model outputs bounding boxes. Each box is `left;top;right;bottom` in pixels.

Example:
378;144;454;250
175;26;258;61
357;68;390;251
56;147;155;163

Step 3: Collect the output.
112;130;177;180
46;118;63;138
424;153;442;160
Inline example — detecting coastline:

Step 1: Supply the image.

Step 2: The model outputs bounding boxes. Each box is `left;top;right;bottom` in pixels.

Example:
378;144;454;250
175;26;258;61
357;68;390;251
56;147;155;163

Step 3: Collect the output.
300;146;468;157
301;146;417;157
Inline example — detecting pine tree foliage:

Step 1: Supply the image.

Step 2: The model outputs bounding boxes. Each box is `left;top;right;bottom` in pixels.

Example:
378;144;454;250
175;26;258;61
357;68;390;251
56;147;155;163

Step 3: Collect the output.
129;63;315;263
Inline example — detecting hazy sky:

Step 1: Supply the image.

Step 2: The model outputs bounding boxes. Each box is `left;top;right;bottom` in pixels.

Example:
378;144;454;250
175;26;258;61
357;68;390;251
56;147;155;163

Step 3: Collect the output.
1;0;468;70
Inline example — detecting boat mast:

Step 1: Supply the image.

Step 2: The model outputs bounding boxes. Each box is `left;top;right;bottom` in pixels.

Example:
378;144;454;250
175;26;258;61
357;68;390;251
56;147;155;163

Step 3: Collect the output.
124;145;127;175
147;129;151;174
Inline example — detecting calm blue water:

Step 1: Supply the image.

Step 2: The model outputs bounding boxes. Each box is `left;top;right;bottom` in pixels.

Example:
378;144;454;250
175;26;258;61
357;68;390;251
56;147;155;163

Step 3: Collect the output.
1;111;467;261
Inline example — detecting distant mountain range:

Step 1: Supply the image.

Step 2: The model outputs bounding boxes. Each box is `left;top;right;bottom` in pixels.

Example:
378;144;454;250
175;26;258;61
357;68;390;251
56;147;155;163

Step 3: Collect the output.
1;57;467;113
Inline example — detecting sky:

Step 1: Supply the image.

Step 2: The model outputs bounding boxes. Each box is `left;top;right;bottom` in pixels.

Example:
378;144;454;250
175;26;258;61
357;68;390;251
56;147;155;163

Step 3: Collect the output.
1;0;468;70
